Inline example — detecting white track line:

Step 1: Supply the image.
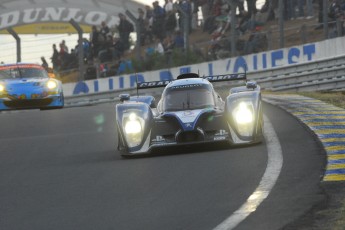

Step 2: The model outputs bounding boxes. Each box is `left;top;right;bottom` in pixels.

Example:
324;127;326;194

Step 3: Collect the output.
213;115;283;230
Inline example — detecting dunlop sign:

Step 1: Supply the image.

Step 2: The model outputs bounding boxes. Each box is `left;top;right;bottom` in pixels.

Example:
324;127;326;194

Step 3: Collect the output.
0;7;118;32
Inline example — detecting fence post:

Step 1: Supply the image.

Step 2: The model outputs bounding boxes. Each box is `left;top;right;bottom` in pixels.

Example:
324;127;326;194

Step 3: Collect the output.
175;4;190;62
278;0;284;48
267;29;272;50
300;24;307;43
336;18;343;37
7;27;21;63
69;19;85;81
323;0;329;39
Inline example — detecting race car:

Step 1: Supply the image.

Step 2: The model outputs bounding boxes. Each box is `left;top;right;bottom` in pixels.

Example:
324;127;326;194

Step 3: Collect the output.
0;63;64;110
116;72;263;156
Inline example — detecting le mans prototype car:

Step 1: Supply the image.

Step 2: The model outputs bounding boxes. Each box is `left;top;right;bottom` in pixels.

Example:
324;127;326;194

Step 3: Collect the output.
0;63;64;110
116;73;263;156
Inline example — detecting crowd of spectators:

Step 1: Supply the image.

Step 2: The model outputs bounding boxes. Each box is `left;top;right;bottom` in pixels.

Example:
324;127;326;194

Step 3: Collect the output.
47;0;345;80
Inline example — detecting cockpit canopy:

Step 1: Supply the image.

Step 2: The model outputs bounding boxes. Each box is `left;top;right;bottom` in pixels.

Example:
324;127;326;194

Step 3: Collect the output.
160;82;216;112
0;64;48;80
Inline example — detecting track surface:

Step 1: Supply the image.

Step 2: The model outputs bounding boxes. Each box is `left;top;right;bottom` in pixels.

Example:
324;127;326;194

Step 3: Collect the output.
0;103;325;230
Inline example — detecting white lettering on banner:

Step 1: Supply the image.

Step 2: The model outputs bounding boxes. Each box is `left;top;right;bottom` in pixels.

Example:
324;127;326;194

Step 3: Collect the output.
0;11;20;28
41;8;65;22
84;11;107;25
22;8;42;23
0;8;115;29
62;8;83;22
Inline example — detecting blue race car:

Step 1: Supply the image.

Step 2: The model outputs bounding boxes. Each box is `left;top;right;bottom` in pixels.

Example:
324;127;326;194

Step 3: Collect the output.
0;63;64;110
116;72;263;157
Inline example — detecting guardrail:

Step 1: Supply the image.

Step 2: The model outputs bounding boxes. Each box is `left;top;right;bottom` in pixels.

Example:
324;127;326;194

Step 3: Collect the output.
247;54;345;92
64;54;345;106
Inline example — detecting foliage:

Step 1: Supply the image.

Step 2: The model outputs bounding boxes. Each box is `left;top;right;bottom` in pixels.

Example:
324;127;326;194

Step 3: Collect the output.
131;48;205;73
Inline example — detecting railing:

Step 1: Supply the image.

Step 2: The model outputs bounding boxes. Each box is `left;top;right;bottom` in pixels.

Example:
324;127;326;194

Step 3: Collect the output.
247;54;345;92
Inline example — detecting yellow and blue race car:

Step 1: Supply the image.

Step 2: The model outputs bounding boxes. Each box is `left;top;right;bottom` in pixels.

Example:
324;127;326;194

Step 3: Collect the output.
0;63;64;110
116;72;263;157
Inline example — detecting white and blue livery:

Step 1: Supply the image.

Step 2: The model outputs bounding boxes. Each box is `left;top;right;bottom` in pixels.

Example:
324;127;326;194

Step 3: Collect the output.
116;73;263;156
0;63;64;110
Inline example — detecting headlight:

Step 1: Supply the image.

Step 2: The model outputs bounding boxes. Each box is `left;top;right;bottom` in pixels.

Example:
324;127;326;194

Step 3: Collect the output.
0;84;5;92
232;101;255;137
123;113;144;148
234;102;253;124
47;80;57;89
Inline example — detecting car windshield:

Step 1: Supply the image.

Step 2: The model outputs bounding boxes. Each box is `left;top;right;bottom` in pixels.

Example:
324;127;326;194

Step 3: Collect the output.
162;85;215;112
0;66;48;80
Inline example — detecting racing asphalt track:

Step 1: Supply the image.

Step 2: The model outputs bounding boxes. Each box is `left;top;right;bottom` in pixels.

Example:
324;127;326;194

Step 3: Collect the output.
0;102;325;230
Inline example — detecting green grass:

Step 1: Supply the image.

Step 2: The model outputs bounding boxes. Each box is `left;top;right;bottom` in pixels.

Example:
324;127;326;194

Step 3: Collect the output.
266;91;345;230
297;92;345;109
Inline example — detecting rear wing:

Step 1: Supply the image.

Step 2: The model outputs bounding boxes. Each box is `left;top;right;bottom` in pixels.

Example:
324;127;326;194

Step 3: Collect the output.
137;73;247;90
204;73;246;82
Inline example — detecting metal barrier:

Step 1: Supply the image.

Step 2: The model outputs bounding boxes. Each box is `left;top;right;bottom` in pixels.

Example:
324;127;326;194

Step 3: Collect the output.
247;54;345;92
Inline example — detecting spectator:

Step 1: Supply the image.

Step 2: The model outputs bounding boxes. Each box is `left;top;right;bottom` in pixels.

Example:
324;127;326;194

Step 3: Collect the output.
174;30;184;49
243;26;267;54
112;36;125;60
98;34;114;63
152;1;166;40
61;40;69;53
179;0;193;32
163;35;175;66
41;56;49;71
90;25;101;59
197;0;210;22
117;13;134;50
154;38;165;54
82;38;91;60
296;0;305;18
165;0;177;35
100;21;110;41
137;8;147;45
284;0;296;20
50;44;59;71
246;0;257;18
58;43;67;69
144;5;154;43
328;0;343;21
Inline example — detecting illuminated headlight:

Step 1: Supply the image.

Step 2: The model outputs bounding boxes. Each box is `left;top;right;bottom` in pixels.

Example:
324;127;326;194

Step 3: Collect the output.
234;102;254;124
0;84;5;92
123;113;144;148
47;80;57;89
232;102;255;137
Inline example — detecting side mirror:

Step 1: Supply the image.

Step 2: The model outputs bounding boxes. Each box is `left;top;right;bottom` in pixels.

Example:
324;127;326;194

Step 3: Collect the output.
246;81;257;89
119;94;130;102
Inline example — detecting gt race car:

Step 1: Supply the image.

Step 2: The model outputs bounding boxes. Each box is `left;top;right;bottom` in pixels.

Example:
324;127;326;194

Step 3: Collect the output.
116;73;263;156
0;63;64;110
